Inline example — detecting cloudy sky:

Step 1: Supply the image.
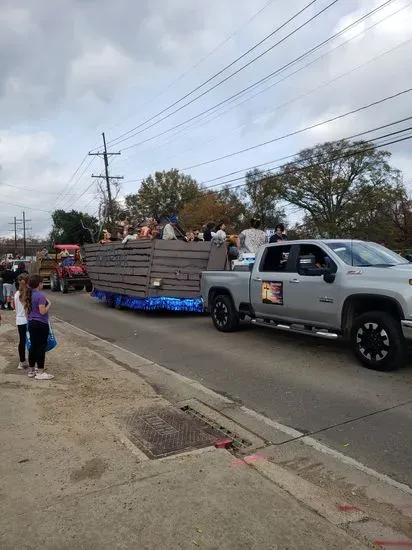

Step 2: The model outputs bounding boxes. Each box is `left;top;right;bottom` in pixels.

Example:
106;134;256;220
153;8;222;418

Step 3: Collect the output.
1;0;412;238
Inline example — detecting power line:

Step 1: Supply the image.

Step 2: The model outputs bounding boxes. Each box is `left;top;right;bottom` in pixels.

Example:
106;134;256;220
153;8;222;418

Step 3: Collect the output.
104;0;330;149
219;133;412;196
111;120;412;209
0;200;51;214
70;179;102;211
0;181;95;196
201;122;412;191
179;87;412;171
195;115;412;188
120;25;412;175
103;0;279;138
118;0;397;154
49;155;88;207
51;156;96;211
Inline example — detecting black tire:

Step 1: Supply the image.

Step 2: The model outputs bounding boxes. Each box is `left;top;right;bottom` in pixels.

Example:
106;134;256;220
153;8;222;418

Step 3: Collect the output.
60;278;69;294
50;273;59;292
211;294;240;332
351;311;406;371
85;282;93;293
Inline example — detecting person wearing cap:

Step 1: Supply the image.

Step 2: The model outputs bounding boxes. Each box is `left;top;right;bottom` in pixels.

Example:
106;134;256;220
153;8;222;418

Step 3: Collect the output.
162;215;178;240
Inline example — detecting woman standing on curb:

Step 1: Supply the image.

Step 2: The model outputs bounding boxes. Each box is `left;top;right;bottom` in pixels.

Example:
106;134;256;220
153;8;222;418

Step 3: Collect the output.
15;273;30;370
24;275;54;380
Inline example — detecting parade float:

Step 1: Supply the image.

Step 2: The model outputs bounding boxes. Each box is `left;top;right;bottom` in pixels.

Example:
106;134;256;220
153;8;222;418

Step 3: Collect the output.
84;239;228;312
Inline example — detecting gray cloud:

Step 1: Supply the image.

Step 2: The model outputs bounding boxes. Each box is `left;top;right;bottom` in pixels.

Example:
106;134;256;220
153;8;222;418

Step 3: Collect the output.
1;0;412;237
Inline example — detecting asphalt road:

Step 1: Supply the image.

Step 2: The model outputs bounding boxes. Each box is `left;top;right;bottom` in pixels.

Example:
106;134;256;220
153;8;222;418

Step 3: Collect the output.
48;290;412;487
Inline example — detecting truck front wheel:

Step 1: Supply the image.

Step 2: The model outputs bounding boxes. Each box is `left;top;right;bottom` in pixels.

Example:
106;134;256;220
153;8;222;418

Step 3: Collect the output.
211;294;240;332
351;311;406;371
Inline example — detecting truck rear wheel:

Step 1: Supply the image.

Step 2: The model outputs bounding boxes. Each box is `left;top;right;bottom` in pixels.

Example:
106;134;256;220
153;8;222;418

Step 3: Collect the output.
211;294;240;332
351;311;406;371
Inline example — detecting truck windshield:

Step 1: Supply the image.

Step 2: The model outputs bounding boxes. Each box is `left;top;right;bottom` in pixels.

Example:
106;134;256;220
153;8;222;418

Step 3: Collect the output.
326;241;409;267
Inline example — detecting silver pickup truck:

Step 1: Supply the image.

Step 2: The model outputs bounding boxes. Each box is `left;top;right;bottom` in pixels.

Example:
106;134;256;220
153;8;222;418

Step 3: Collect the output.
201;239;412;372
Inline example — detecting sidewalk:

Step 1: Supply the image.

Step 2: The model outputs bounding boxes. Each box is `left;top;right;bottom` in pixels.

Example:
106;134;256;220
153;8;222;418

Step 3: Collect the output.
0;312;368;550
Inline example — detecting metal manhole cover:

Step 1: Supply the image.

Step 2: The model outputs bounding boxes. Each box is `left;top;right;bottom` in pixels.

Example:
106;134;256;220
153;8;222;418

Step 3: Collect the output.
124;406;225;459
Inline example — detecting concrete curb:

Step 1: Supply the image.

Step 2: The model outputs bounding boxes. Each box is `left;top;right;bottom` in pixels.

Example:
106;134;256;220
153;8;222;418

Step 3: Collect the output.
52;317;412;547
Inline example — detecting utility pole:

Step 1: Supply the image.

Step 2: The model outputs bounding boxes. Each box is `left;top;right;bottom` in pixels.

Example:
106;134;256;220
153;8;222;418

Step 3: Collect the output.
16;212;32;258
8;217;17;255
89;133;123;231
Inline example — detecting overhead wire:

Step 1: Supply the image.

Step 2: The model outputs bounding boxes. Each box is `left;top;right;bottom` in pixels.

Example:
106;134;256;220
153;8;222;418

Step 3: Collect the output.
200;121;412;191
83;130;412;220
54;157;97;211
178;86;412;171
219;133;412;207
49;155;89;208
50;156;96;212
120;24;412;176
196;115;412;188
104;0;332;149
86;119;412;216
117;0;397;155
102;0;279;138
0;181;96;196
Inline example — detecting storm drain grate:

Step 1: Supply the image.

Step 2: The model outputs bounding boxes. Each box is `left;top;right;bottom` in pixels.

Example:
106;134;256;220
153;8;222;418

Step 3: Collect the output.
123;406;226;459
180;405;252;450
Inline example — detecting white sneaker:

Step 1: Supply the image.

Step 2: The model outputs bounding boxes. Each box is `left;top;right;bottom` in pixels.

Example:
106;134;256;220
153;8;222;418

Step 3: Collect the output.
35;371;54;380
17;362;27;370
28;368;36;378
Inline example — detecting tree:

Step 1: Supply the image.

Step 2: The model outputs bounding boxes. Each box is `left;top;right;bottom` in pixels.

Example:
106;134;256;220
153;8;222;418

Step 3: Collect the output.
242;168;285;228
273;140;403;238
125;169;200;222
179;188;247;232
95;178;126;235
50;210;99;245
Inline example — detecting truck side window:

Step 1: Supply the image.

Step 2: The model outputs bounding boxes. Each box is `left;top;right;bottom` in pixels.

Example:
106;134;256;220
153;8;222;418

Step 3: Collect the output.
260;244;292;272
297;244;337;275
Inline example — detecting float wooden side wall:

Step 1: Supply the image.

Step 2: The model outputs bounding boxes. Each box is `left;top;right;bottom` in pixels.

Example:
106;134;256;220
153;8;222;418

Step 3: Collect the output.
84;240;227;298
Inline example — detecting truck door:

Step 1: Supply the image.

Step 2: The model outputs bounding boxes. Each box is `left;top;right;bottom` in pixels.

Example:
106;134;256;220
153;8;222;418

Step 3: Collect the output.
286;243;341;327
250;243;298;320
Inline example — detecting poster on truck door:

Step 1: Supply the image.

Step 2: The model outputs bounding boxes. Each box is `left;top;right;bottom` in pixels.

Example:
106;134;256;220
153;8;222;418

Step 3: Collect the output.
262;281;283;305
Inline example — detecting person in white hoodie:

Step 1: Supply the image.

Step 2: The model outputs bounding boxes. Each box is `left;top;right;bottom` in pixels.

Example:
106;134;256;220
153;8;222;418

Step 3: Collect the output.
15;273;29;370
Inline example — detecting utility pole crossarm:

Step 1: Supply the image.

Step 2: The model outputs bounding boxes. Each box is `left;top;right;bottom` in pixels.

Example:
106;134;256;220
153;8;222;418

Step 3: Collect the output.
16;211;31;258
88;132;122;230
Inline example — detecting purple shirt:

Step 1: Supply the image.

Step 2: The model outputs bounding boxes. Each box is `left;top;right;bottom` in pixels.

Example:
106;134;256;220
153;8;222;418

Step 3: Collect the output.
28;290;49;324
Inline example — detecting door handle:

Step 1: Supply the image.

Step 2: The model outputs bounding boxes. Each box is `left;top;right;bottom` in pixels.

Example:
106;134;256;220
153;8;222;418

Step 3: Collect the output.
253;277;262;281
289;278;300;283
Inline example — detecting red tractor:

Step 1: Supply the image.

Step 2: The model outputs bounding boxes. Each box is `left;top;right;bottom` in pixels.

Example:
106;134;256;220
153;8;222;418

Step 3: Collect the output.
50;245;93;294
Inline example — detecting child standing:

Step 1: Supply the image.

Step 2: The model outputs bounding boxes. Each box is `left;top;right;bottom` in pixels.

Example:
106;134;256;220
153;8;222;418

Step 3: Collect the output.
24;275;54;380
15;273;29;370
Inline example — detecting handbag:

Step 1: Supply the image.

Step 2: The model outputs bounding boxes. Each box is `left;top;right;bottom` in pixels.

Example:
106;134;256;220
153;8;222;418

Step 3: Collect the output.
26;322;58;353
